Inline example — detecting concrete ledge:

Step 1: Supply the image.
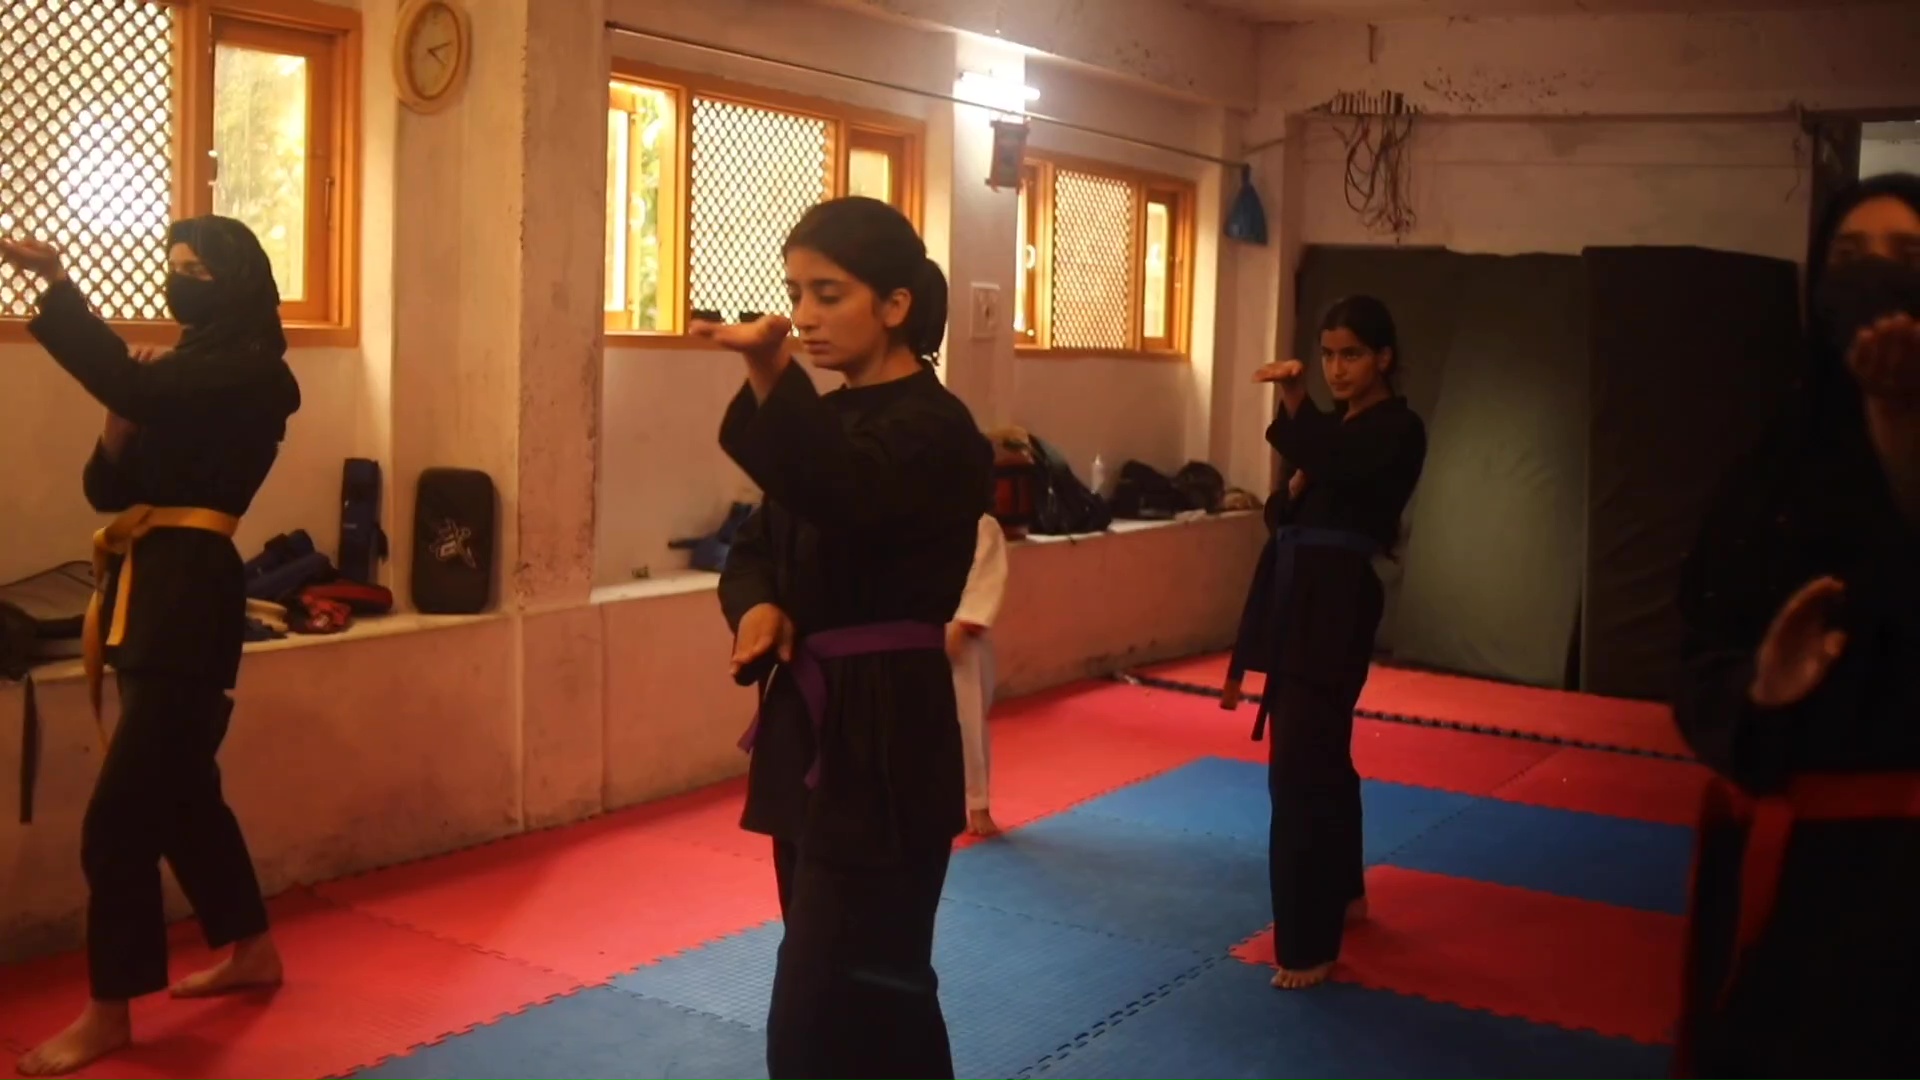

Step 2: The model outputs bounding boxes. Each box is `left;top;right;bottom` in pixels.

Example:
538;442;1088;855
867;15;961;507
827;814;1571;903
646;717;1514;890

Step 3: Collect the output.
0;511;1264;961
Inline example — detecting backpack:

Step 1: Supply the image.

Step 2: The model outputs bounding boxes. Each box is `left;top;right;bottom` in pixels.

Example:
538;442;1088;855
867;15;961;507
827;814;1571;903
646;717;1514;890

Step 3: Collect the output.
1173;461;1228;514
1110;460;1187;520
0;601;34;683
1026;434;1112;536
0;562;94;666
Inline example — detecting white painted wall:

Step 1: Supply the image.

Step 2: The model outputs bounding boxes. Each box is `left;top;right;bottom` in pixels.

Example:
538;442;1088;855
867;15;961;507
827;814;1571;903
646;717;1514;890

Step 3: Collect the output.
1296;115;1809;261
592;1;1244;585
1015;59;1237;490
593;0;952;586
1256;4;1920;118
0;346;368;584
1861;125;1920;180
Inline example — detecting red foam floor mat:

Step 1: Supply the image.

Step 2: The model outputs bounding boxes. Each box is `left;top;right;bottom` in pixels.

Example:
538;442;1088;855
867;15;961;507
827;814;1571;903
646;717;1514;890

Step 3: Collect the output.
313;821;779;983
1139;654;1690;758
1230;866;1684;1044
1111;683;1561;795
0;891;577;1080
611;777;766;862
1493;747;1711;827
2;670;1695;1078
957;685;1205;846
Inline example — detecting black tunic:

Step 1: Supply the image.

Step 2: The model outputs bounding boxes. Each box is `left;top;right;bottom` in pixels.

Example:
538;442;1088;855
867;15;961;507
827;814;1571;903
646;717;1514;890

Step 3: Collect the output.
1239;396;1427;688
1673;415;1920;1076
718;361;992;863
28;280;300;689
1672;173;1920;1077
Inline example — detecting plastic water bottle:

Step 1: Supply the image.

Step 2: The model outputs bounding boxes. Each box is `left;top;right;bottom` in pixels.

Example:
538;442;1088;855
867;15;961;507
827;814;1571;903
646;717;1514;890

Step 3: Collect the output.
1090;454;1107;497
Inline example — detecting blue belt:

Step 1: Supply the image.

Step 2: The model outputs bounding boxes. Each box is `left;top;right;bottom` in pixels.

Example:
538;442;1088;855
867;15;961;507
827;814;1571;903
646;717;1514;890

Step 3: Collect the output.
1248;526;1379;742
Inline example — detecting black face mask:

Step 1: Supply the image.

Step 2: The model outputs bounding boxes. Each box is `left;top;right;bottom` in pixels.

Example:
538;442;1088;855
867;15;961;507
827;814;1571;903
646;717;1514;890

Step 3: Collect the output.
165;273;222;327
1813;255;1920;358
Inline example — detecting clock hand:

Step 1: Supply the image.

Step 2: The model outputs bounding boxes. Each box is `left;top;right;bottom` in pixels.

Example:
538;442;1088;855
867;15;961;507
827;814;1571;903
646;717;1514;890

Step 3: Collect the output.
428;42;449;63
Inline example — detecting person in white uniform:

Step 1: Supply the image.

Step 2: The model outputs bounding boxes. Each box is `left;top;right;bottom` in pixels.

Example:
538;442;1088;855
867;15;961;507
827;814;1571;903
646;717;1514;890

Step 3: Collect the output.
946;513;1009;836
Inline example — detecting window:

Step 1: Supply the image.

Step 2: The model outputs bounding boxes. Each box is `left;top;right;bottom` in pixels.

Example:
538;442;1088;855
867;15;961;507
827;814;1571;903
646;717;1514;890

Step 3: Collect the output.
606;63;921;337
0;0;360;341
1015;155;1193;356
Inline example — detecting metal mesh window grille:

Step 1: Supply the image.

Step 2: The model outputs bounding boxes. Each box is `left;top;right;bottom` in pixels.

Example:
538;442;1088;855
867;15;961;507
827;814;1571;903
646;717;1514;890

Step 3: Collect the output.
1049;168;1136;351
688;96;832;320
1;0;175;321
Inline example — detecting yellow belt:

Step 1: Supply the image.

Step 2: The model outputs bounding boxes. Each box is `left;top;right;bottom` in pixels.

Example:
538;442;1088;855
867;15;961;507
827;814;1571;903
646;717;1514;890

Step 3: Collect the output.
84;505;241;739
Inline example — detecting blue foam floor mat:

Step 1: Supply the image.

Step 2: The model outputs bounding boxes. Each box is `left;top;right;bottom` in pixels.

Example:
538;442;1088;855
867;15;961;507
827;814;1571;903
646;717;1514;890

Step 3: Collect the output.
1029;959;1670;1079
351;986;767;1079
939;811;1275;953
1073;757;1478;862
1384;797;1694;914
615;899;1211;1080
356;748;1688;1080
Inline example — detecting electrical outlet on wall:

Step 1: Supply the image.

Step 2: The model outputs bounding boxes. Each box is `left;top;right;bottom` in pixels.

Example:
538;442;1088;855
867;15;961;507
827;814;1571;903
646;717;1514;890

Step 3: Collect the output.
970;283;1000;341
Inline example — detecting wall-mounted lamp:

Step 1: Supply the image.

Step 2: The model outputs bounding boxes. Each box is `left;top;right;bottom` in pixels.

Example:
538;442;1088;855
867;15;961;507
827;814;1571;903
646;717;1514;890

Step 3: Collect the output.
957;70;1039;112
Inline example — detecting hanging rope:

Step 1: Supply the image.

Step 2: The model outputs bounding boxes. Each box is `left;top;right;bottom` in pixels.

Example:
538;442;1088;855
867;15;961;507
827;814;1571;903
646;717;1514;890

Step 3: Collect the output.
1326;91;1418;236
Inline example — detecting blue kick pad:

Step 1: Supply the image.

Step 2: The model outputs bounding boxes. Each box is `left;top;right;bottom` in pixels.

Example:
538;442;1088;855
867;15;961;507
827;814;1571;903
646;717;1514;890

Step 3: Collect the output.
616;899;1211;1080
1030;960;1669;1080
1384;797;1694;914
1075;757;1477;862
353;986;766;1079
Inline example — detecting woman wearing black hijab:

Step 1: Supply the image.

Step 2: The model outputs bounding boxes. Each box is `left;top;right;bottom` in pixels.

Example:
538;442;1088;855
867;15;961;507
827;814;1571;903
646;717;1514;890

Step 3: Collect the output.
1672;172;1920;1077
2;217;301;1077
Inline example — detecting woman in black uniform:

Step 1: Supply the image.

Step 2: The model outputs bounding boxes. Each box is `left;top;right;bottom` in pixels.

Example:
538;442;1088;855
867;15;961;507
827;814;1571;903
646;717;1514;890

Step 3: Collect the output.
1671;172;1920;1077
1228;296;1426;990
3;217;300;1077
701;197;993;1079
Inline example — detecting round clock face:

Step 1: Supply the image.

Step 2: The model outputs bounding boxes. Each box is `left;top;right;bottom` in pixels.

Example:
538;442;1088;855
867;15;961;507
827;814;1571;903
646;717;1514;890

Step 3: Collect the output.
406;3;462;100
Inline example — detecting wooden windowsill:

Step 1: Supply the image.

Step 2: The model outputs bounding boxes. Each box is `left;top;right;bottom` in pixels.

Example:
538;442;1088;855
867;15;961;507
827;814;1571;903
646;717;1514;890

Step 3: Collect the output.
1014;346;1190;363
604;332;728;351
0;319;357;351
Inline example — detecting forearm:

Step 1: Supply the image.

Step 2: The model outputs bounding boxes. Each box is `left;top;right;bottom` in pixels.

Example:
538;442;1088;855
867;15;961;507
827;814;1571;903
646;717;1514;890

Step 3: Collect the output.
100;414;134;460
1673;644;1798;793
82;439;139;512
1866;405;1920;526
744;349;792;404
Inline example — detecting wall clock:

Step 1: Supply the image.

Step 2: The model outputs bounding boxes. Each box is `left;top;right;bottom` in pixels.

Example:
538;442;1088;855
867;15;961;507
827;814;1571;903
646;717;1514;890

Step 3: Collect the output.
394;0;470;114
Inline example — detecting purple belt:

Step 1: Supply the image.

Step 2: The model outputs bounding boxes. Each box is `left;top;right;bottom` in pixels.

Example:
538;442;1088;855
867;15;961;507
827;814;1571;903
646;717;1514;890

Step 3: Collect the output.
736;620;947;788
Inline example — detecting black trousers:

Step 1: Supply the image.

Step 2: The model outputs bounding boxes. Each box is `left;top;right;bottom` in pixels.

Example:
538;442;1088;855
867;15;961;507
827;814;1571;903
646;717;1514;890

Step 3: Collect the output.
83;673;269;1000
767;838;954;1079
1267;672;1368;971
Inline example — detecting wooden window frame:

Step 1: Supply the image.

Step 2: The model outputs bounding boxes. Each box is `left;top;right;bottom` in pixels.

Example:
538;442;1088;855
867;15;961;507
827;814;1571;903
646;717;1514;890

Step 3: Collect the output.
1015;162;1048;348
1141;185;1188;354
606;59;924;348
604;78;684;336
1016;151;1195;361
0;0;361;349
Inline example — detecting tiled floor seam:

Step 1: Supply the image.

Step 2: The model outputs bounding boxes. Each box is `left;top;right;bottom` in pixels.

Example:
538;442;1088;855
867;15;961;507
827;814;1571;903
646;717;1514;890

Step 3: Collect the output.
1015;955;1226;1078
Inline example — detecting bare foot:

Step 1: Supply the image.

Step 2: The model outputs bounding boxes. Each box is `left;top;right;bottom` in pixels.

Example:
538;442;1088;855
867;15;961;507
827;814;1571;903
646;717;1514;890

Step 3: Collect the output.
1270;962;1333;990
1346;897;1369;924
170;933;284;998
16;1001;131;1076
967;809;1001;837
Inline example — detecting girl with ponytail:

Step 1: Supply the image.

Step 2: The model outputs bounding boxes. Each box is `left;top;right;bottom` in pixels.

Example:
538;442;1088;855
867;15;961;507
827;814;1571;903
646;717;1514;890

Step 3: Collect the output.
696;196;992;1079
